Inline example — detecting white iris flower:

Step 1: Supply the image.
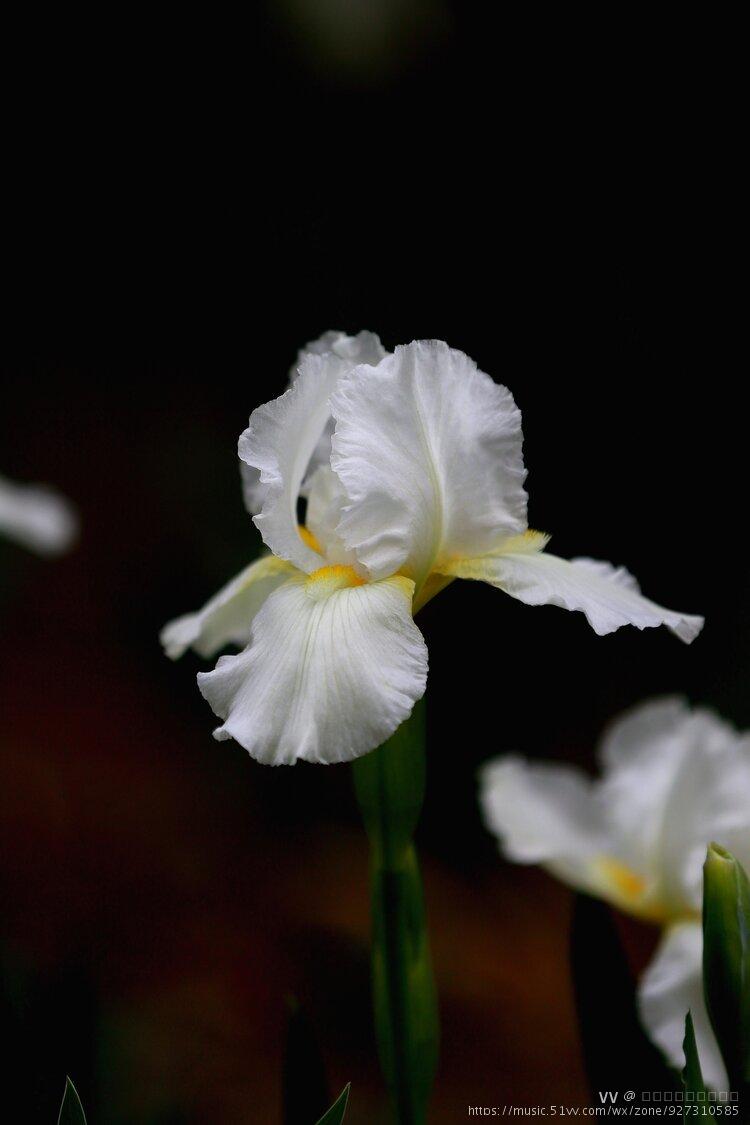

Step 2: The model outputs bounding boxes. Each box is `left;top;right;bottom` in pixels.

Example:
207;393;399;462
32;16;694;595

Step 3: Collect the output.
0;473;77;555
480;698;750;1090
161;332;703;766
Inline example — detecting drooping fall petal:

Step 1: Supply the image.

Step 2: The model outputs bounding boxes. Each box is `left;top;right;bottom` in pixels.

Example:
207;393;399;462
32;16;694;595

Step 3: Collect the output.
160;554;295;659
197;568;427;764
444;550;703;643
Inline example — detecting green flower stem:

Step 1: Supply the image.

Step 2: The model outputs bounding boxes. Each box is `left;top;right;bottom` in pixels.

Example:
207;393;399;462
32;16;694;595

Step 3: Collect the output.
352;699;439;1125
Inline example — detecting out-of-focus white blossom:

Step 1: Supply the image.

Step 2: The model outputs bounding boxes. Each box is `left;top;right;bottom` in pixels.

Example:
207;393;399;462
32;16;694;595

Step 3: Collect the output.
480;699;750;1089
0;473;78;555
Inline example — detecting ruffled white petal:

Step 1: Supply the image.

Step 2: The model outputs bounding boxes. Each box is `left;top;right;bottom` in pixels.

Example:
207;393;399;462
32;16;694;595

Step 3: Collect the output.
197;569;427;765
240;460;270;518
444;549;704;643
239;353;346;572
639;922;728;1091
0;473;78;555
295;331;386;495
291;329;385;376
479;757;612;896
160;555;295;660
240;331;386;516
330;340;527;585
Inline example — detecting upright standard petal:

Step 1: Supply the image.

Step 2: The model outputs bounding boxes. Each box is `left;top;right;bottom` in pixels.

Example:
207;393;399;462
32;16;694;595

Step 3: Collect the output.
330;341;527;586
443;549;704;643
290;330;386;377
639;922;728;1091
239;352;346;572
0;474;78;555
160;555;295;660
295;331;386;496
197;568;428;765
240;331;386;516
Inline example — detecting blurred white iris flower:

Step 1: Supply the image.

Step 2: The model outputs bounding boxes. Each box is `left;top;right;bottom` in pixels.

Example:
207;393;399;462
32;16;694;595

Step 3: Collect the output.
0;473;77;555
480;698;750;1089
162;332;703;766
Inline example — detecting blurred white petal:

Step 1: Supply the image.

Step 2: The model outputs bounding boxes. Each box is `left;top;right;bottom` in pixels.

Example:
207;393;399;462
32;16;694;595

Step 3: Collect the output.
479;755;665;917
639;922;728;1091
198;568;427;765
596;700;750;915
481;698;750;920
481;699;750;1087
479;756;608;891
0;473;78;556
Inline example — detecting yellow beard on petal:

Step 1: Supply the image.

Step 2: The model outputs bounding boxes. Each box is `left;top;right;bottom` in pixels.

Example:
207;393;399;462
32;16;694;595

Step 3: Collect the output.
435;529;550;581
599;857;646;901
305;565;366;598
498;529;551;555
594;857;674;924
411;530;549;614
299;527;549;616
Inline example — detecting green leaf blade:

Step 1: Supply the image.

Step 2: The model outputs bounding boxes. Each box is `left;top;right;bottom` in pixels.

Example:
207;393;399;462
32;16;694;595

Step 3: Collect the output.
57;1077;87;1125
315;1083;351;1125
682;1012;707;1096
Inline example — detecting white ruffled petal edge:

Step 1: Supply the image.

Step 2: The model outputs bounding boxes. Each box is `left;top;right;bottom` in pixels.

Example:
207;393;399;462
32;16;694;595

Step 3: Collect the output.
239;331;386;518
443;547;704;643
238;352;344;573
330;340;527;584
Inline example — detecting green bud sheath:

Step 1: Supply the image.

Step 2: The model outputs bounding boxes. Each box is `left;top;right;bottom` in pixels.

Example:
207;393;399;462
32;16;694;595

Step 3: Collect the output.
702;843;750;1096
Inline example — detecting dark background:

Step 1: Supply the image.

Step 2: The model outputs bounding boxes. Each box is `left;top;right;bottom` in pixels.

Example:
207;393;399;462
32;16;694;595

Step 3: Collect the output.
1;5;742;1122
